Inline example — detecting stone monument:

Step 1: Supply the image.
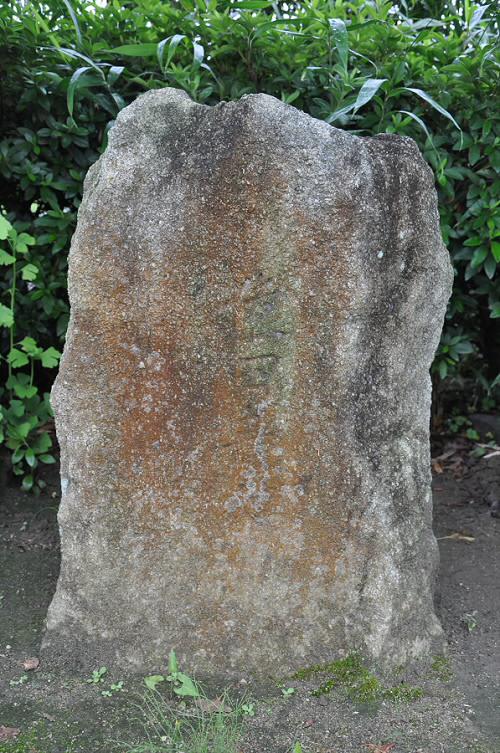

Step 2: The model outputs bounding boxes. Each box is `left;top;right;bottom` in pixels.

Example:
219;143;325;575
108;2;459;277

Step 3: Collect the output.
43;88;452;675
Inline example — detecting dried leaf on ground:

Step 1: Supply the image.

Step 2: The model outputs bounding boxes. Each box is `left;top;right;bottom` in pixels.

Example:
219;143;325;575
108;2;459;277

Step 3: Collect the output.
437;531;475;542
365;744;396;753
193;697;231;714
0;726;21;741
22;657;40;670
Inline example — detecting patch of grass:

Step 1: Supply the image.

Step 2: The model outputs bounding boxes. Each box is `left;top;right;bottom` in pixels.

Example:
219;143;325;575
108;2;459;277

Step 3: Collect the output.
292;653;423;703
0;731;75;753
383;683;424;702
431;655;453;682
124;689;245;753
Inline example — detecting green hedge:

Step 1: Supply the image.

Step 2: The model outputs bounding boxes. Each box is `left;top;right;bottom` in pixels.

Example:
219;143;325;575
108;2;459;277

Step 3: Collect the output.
0;0;499;490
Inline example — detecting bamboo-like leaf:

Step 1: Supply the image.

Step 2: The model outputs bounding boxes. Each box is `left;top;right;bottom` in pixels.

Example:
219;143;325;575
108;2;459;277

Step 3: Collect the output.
107;66;124;86
329;19;348;71
326;99;357;123
402;87;461;131
110;43;157;57
353;78;387;112
56;47;105;76
61;0;82;47
157;35;186;70
233;1;274;8
469;4;488;29
398;109;435;148
67;66;92;116
193;41;204;65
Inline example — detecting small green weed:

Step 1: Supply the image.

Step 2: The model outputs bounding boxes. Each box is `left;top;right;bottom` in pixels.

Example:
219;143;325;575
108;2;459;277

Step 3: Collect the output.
86;666;108;684
241;702;255;717
281;687;296;698
101;680;125;697
144;651;200;698
462;611;478;632
9;674;28;687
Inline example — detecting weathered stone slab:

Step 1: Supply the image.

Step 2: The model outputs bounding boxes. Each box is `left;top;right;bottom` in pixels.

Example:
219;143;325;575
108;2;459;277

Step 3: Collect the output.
44;88;452;675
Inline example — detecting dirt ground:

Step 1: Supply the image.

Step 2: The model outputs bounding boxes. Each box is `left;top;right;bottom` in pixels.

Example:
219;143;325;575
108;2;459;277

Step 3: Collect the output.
0;440;498;753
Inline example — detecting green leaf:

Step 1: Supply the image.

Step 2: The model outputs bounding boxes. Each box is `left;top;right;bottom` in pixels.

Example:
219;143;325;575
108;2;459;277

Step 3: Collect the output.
490;303;500;319
173;673;200;698
15;233;35;254
61;0;83;47
233;0;273;7
107;65;124;86
353;78;387;112
39;453;56;464
25;448;36;468
144;675;165;691
469;143;481;165
157;35;186;70
8;400;25;418
471;246;488;268
329;19;348;71
0;304;13;328
454;341;474;354
0;215;12;240
8;349;29;368
491;241;500;263
22;474;34;492
15;422;32;440
398;110;433;146
193;41;204;66
41;347;62;368
110;43;157;57
484;254;496;280
8;376;37;399
168;649;178;675
0;249;15;265
402;88;461;132
12;447;25;464
21;263;38;281
20;337;42;355
32;433;52;454
67;67;93;117
17;233;35;245
56;47;105;76
327;98;357;123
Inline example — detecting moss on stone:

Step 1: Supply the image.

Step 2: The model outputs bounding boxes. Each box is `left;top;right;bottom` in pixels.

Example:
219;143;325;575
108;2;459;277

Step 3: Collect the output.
292;654;423;704
431;655;453;682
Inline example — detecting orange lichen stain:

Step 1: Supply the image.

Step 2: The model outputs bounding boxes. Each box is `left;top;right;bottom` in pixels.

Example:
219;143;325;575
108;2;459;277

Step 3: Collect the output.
61;151;365;592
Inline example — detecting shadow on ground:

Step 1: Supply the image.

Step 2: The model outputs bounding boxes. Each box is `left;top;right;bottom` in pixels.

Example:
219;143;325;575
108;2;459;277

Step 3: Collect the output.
0;446;498;753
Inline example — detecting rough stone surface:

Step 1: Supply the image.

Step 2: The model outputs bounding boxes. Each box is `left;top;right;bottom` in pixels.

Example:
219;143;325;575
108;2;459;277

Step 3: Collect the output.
43;88;453;676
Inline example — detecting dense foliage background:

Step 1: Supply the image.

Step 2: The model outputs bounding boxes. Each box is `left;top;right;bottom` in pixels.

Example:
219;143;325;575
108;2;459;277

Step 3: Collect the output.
0;0;499;489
